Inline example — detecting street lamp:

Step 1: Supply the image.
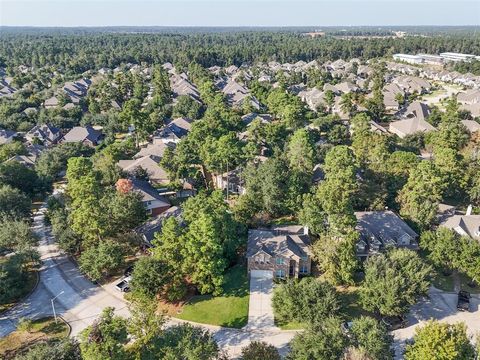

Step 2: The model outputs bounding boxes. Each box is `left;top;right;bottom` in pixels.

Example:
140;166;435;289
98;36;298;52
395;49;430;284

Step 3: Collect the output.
51;290;64;323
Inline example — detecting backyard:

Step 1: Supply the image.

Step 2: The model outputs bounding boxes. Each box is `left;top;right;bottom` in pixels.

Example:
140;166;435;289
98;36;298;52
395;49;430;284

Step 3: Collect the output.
175;265;250;328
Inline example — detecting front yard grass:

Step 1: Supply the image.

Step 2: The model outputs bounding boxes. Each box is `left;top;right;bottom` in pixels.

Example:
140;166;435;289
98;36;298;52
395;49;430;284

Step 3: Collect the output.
0;317;69;358
175;264;249;328
432;269;479;293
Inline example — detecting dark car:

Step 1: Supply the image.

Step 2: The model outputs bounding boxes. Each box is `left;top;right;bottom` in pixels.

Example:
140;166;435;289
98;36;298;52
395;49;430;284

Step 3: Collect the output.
124;265;134;277
457;290;471;312
382;315;407;331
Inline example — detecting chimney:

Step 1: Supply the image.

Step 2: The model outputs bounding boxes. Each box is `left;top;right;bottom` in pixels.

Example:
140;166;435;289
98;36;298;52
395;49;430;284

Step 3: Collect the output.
466;204;473;216
303;226;309;236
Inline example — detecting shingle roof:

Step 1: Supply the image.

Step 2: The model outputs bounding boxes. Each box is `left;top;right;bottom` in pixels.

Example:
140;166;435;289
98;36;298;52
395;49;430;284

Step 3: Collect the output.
134;206;182;244
247;226;312;259
441;214;480;241
130;179;170;205
63;126;103;143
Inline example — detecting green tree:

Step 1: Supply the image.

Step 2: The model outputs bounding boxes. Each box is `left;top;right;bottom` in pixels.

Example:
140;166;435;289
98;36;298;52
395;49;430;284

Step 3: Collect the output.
313;230;359;285
240;341;280;360
420;228;460;271
272;278;340;325
405;321;475;360
130;256;171;299
80;307;128;360
361;249;431;317
350;316;393;360
182;213;226;295
397;161;445;230
286;128;315;174
0;184;31;219
287;317;347;360
79;240;125;281
0;161;44;197
14;338;81;360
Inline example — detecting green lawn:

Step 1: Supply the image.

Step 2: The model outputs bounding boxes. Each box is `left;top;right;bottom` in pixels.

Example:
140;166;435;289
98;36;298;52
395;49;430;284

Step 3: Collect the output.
175;265;249;328
432;270;479;293
276;320;305;330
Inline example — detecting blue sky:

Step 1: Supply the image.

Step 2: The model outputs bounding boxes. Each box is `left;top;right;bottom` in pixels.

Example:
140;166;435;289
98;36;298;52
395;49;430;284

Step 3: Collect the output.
1;0;479;27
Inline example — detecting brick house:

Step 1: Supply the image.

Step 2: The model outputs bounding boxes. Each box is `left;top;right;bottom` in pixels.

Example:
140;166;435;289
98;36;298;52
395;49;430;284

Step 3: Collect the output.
246;225;312;279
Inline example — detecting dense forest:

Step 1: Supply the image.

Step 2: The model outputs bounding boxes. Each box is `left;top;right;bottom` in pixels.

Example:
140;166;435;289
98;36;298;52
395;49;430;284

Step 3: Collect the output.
1;28;480;76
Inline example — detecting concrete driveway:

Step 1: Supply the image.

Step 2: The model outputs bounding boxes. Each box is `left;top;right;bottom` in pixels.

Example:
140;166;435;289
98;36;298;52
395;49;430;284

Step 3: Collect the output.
393;287;480;359
0;206;129;338
246;273;277;331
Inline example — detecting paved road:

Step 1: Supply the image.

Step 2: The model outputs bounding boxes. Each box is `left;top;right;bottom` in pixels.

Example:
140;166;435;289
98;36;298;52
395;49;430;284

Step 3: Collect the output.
393;287;480;359
0;206;129;338
0;205;296;358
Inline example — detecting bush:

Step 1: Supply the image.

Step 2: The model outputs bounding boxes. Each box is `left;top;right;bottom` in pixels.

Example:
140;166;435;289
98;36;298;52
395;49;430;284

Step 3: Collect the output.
240;341;280;360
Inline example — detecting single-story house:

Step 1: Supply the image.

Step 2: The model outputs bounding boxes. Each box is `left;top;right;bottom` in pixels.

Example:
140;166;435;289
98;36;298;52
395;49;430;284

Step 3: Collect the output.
389;102;435;138
247;225;312;279
62;126;104;147
355;211;419;258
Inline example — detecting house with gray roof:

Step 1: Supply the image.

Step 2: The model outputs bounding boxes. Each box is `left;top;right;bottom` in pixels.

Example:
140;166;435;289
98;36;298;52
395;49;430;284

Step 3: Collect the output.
389;102;435;138
117;155;169;185
130;179;171;216
62;126;104;147
0;129;17;145
25;124;61;146
355;211;419;258
441;210;480;242
155;117;193;143
247;226;312;279
134;206;182;245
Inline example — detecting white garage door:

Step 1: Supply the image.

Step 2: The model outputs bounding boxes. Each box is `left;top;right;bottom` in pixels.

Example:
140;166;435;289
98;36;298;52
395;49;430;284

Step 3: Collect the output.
250;270;273;279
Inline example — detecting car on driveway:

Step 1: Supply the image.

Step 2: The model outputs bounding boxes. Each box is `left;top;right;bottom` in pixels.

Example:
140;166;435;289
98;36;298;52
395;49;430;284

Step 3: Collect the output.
457;290;471;312
115;276;132;292
382;315;407;331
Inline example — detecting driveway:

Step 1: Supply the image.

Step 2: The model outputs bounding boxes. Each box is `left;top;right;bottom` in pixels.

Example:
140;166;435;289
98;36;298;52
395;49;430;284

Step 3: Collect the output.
246;274;277;331
0;206;129;338
393;287;480;359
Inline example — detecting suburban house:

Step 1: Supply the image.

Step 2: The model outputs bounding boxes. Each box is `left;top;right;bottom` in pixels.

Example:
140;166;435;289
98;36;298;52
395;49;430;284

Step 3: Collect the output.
461;119;480;133
441;208;480;241
389;102;436;138
134;206;182;245
355;211;419;258
117;154;169;185
170;73;201;103
133;140;175;159
44;96;59;109
213;168;246;195
25;124;61;146
6;144;44;168
116;178;171;216
0;129;17;145
246;225;312;279
155;117;193;143
220;79;261;110
62;126;104;147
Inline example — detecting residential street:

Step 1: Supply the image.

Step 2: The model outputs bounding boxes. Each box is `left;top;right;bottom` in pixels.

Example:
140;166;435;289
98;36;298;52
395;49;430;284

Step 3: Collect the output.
0;204;296;358
393;287;480;358
0;206;130;338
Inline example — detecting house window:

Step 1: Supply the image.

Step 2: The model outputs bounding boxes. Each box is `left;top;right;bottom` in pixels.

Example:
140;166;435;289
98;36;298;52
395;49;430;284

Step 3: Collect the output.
300;263;308;274
276;257;284;265
276;269;286;278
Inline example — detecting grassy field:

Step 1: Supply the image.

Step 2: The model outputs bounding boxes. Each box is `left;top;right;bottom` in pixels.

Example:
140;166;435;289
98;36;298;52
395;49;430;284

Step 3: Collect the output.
175;265;249;328
0;317;69;358
0;259;38;313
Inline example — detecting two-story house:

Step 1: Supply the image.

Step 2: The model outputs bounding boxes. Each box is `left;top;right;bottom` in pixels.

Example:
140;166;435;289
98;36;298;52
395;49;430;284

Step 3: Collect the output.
246;225;312;279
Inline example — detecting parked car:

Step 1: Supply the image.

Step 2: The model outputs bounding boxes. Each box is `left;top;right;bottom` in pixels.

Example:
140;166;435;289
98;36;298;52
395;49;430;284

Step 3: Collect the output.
124;265;134;277
382;315;407;330
115;276;132;292
457;290;471;312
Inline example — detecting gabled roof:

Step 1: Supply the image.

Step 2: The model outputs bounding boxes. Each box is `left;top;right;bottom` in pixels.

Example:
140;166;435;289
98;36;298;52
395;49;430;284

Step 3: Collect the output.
403;101;431;121
355;210;418;248
133;141;175;159
461;119;480;133
389;117;435;138
117;155;169;184
247;226;312;259
0;129;17;145
134;206;182;244
26;124;60;143
130;179;170;205
441;214;480;241
63;126;103;143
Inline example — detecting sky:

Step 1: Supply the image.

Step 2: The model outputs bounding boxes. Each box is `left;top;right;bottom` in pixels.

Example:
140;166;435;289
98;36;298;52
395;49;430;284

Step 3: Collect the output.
0;0;479;27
